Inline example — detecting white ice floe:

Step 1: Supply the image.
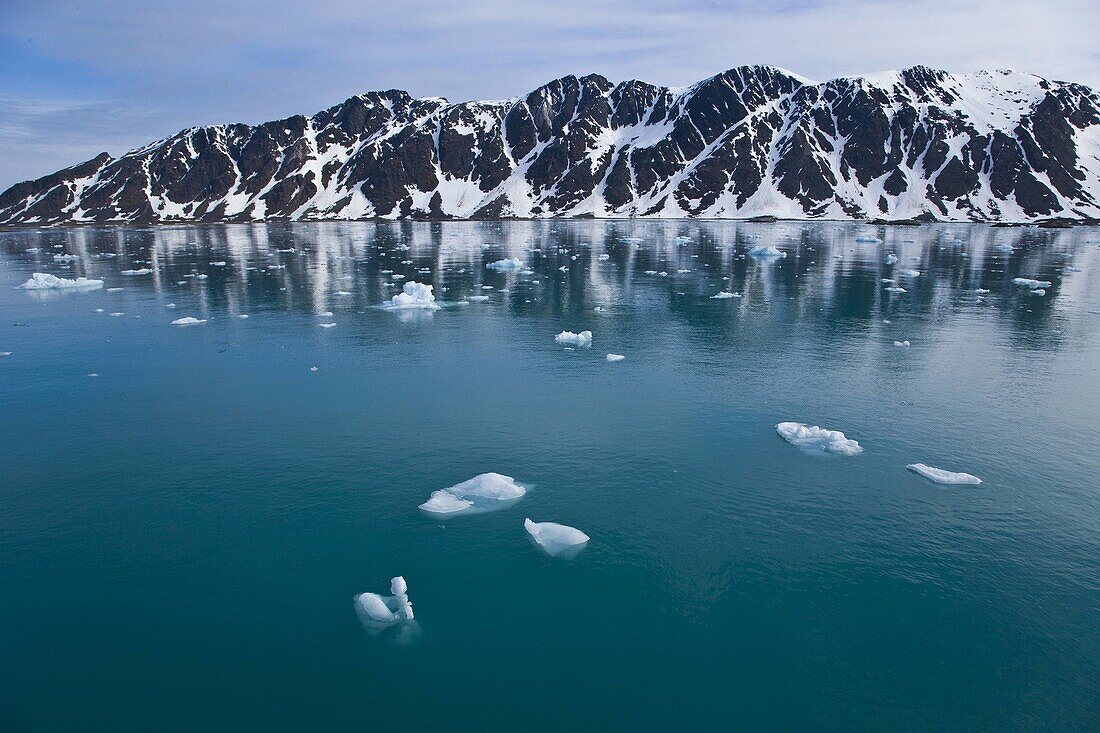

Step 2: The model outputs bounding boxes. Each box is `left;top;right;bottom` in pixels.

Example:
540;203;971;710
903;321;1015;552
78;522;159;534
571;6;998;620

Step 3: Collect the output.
555;330;592;345
749;245;786;258
419;472;527;518
17;273;103;290
776;422;863;456
974;289;990;294
121;268;152;275
354;576;415;629
711;291;741;299
606;353;625;362
907;463;982;485
524;518;590;558
884;286;907;293
1031;289;1046;296
855;236;881;244
318;322;336;328
894;340;911;347
171;316;206;326
486;257;524;270
996;243;1014;252
1012;278;1052;289
898;269;920;278
382;281;440;310
465;295;490;302
884;253;899;265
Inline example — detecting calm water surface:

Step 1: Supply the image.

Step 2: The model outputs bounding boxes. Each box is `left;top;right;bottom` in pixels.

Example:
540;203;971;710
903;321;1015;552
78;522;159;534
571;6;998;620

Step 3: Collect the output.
1;221;1098;731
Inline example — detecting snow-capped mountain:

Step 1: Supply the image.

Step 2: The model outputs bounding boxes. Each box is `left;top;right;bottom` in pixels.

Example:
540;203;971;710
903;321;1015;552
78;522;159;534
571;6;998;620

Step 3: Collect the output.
3;66;1099;224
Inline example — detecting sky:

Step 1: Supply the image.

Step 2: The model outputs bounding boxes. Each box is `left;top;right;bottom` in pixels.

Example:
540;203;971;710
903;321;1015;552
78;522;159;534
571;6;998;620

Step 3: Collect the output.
1;0;1098;190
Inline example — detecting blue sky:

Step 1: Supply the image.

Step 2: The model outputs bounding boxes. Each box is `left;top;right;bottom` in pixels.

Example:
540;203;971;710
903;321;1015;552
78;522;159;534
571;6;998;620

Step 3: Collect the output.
1;0;1097;190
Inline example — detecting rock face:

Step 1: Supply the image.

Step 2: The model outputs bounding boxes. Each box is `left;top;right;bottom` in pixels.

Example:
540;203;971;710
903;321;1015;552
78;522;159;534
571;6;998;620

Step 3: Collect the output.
3;66;1099;224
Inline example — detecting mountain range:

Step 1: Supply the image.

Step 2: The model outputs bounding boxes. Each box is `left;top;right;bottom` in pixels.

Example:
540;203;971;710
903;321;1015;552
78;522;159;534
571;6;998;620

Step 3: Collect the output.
2;65;1098;225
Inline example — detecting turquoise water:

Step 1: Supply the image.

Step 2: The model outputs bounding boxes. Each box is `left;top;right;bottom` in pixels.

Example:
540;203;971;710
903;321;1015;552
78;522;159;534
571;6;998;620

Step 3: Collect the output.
1;221;1098;731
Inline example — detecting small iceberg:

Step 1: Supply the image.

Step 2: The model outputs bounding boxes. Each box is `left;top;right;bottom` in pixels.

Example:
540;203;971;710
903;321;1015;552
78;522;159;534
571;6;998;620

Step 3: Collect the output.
171;316;206;326
382;281;440;310
465;295;490;302
486;257;524;270
711;291;741;299
776;422;863;456
17;273;103;290
1012;278;1051;289
884;253;899;265
893;340;910;347
318;322;336;328
855;236;881;244
907;463;982;485
884;286;907;293
121;268;152;275
354;576;416;632
897;269;920;278
419;472;527;518
524;518;590;558
606;353;625;362
555;330;592;345
996;243;1014;252
748;245;785;258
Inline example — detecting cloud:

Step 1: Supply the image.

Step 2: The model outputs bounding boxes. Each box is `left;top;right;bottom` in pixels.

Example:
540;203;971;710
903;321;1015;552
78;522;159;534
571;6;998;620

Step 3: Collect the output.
1;0;1097;189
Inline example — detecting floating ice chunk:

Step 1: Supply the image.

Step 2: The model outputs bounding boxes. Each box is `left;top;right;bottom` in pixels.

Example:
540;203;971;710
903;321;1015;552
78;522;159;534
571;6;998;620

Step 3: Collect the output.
996;243;1014;252
53;254;78;261
894;340;910;347
1012;278;1051;289
1032;289;1046;296
749;245;786;258
855;236;881;244
555;330;592;345
466;295;490;302
383;281;440;310
310;366;318;372
171;316;206;326
524;518;590;558
884;286;907;293
606;353;625;362
597;253;610;261
776;422;863;456
0;351;11;357
884;253;899;265
238;314;249;319
121;268;152;275
897;269;920;278
486;257;524;270
318;322;336;328
354;576;415;628
109;312;124;317
419;472;527;518
17;273;103;290
711;291;741;299
973;289;990;294
907;463;982;485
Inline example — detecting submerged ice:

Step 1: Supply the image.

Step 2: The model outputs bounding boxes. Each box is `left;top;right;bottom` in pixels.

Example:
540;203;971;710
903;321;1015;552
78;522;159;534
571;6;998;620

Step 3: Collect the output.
776;422;863;456
419;472;527;518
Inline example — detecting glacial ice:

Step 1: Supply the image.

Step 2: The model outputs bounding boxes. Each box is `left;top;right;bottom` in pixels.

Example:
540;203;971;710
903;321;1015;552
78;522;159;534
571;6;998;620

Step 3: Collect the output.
884;286;907;293
121;268;152;275
486;257;524;270
524;518;590;558
1012;278;1051;289
749;245;786;258
907;463;982;485
419;472;527;518
898;269;920;278
855;236;881;244
171;317;206;326
17;273;103;290
884;253;899;265
465;295;490;302
996;243;1014;252
383;281;440;310
776;422;863;456
894;340;911;347
711;291;741;299
606;353;625;361
318;322;336;328
555;330;592;345
354;576;415;628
